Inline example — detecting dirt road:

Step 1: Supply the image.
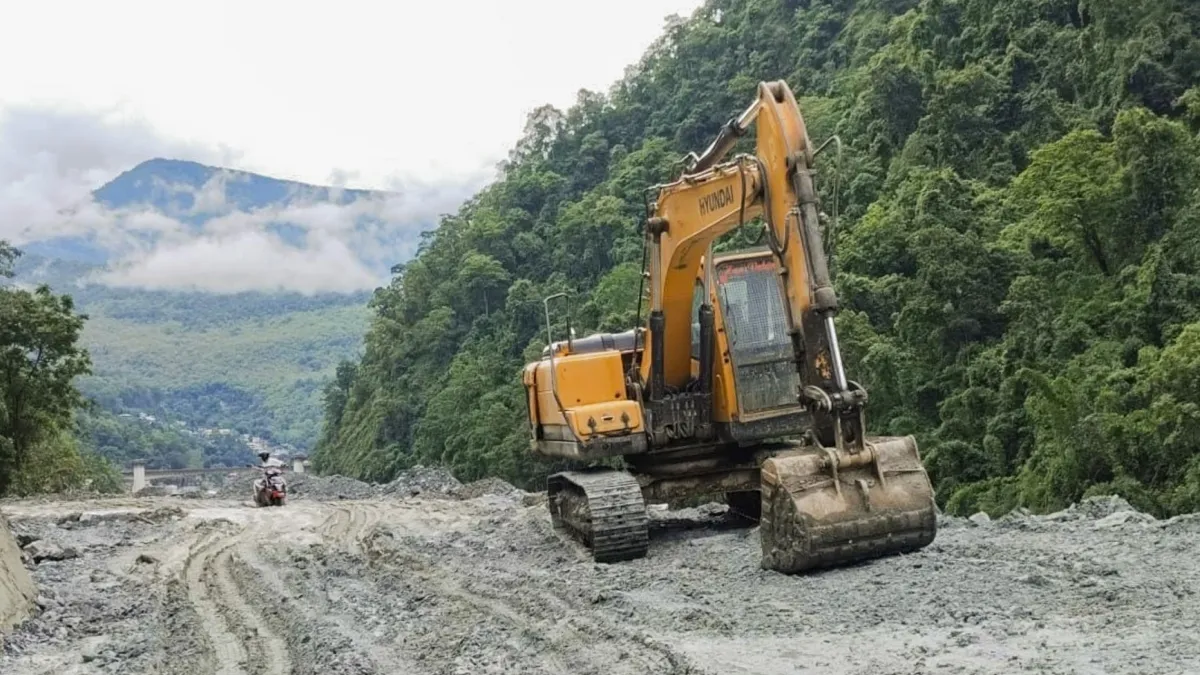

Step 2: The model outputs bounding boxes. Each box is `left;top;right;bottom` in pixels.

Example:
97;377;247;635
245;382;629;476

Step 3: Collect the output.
2;473;1199;674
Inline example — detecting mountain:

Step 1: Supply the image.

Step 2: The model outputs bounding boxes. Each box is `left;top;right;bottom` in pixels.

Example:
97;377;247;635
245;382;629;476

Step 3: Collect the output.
7;158;444;453
20;158;411;274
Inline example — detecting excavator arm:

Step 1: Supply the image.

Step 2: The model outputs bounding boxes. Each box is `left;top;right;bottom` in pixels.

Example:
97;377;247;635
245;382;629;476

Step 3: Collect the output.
639;81;937;573
641;81;867;454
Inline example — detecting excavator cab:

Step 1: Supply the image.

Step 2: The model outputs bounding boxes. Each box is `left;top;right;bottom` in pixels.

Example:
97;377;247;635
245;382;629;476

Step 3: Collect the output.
697;249;937;570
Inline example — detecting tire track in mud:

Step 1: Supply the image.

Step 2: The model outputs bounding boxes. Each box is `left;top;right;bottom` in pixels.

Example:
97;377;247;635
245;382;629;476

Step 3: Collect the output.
183;531;250;674
181;526;291;675
317;502;383;554
225;500;421;673
360;528;710;675
316;505;351;540
236;541;389;674
209;545;290;675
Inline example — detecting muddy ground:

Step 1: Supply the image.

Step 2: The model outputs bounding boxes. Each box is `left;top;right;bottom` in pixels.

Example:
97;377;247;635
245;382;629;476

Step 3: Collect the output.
1;470;1198;675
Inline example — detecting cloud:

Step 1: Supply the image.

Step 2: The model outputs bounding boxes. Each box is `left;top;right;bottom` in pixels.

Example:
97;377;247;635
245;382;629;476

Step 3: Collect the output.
97;230;379;294
0;105;489;294
0;105;232;240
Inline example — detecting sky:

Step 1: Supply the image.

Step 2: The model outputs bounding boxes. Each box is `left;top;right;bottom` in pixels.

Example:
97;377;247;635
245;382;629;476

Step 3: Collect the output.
0;0;704;293
1;0;702;189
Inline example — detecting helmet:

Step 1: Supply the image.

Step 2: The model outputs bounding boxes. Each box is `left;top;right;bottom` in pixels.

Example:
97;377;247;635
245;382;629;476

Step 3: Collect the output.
257;451;270;462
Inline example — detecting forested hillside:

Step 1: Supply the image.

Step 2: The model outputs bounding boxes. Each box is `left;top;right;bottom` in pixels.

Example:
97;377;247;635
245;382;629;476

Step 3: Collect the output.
313;0;1200;517
14;254;371;449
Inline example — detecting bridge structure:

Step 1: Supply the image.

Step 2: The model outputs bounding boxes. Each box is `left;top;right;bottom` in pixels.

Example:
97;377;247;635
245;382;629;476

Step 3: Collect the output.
123;458;307;493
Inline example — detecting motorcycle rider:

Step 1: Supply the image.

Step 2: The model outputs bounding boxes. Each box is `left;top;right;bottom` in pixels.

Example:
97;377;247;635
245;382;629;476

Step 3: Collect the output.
257;451;284;468
254;451;287;505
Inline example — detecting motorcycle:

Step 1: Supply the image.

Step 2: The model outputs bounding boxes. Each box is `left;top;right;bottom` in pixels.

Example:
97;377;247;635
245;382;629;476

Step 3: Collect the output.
253;465;287;507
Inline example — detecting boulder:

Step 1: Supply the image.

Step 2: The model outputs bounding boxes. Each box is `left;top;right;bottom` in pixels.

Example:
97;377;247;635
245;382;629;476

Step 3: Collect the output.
23;540;78;563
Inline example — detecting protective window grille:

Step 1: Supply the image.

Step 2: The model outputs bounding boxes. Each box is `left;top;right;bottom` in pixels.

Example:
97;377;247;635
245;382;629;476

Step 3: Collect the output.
718;263;799;413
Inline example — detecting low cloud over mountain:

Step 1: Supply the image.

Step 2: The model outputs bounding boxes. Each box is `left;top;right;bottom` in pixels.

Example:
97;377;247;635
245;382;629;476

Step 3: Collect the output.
1;105;488;294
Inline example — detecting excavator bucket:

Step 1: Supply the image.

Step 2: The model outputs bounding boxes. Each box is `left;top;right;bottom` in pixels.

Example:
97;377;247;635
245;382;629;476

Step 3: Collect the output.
759;436;937;573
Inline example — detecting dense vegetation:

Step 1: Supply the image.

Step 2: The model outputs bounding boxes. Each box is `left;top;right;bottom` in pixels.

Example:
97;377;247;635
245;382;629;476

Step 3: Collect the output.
313;0;1200;517
74;407;258;470
13;254;371;450
78;302;367;446
0;243;122;495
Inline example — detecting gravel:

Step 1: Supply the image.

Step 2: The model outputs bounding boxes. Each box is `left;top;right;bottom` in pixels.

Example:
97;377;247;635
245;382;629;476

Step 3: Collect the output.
214;465;466;502
1;485;1197;674
378;465;464;498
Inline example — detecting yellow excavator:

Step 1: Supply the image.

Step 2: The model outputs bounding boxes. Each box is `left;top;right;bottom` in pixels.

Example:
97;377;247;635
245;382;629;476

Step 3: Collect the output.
521;80;937;573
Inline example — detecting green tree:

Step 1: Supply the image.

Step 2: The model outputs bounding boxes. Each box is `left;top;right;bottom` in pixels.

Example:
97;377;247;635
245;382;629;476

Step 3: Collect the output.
0;243;95;494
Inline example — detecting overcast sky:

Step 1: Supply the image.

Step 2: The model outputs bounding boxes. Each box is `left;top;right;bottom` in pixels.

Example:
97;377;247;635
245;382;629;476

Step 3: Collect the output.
0;0;703;293
1;0;702;190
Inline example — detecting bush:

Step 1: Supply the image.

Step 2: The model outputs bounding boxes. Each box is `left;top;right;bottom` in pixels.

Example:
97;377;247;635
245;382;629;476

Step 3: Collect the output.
5;429;122;496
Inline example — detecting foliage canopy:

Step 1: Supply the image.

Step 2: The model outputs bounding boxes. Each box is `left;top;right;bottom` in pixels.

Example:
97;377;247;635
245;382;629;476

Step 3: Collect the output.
314;0;1200;516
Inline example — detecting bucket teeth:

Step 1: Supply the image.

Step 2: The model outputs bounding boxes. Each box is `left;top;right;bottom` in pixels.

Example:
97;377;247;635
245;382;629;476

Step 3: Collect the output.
759;436;937;573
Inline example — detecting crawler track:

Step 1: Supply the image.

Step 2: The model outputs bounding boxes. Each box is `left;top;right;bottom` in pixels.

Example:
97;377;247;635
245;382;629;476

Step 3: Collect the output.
547;469;648;562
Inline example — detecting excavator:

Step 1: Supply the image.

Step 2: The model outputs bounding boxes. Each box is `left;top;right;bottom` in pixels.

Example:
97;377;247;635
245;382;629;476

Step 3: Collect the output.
521;80;937;573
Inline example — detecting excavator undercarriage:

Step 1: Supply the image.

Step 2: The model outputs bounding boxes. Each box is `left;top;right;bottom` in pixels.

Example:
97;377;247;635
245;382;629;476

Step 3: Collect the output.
544;435;935;572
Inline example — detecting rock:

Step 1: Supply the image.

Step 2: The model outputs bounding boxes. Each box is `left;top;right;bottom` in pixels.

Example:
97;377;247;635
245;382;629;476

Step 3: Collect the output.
459;477;524;500
380;466;464;499
969;512;991;525
81;635;111;662
77;512;105;525
521;492;547;507
142;506;185;522
1094;511;1156;529
1160;513;1200;533
135;553;159;565
133;486;172;497
24;540;78;563
55;512;82;526
1047;495;1140;522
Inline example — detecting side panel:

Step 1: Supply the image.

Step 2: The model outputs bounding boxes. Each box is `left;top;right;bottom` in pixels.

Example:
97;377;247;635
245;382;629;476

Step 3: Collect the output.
527;350;647;460
533;351;633;425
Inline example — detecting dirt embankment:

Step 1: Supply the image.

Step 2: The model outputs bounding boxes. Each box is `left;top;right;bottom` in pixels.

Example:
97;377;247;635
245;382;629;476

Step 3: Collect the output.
1;471;1199;674
0;511;36;635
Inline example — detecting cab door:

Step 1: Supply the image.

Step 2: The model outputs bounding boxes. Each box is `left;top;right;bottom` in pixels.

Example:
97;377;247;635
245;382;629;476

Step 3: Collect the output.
714;256;800;417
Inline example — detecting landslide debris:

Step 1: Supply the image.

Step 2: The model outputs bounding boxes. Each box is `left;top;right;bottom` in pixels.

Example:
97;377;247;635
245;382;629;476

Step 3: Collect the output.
0;512;36;635
1;484;1197;674
215;465;470;501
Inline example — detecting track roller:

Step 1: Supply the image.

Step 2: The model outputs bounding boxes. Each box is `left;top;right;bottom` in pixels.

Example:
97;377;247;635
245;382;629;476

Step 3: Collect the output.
547;468;648;563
